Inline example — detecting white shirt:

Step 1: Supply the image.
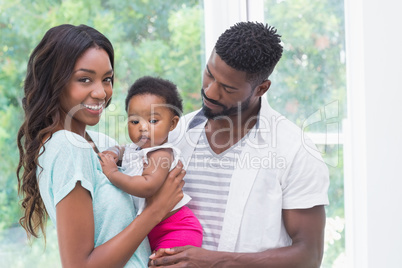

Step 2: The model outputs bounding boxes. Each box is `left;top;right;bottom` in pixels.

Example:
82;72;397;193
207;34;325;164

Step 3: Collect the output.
169;96;329;252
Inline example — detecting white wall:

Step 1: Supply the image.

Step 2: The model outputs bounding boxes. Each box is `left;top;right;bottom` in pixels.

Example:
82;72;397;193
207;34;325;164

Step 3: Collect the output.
344;0;402;267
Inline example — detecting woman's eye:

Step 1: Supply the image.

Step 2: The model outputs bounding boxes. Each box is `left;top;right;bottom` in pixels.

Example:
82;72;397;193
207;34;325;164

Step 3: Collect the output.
150;119;158;124
130;120;139;124
79;78;91;83
104;77;113;83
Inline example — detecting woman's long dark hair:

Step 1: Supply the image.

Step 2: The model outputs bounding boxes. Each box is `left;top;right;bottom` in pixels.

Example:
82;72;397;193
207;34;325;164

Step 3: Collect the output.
16;24;114;240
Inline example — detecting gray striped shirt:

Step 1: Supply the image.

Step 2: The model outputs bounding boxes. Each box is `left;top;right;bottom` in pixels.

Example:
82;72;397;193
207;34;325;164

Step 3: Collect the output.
184;130;246;250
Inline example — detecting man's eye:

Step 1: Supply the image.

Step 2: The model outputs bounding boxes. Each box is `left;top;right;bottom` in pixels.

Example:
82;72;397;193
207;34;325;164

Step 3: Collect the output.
223;86;235;94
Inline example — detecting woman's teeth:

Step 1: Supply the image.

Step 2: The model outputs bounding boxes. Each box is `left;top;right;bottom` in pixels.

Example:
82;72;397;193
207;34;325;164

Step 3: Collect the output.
83;104;103;110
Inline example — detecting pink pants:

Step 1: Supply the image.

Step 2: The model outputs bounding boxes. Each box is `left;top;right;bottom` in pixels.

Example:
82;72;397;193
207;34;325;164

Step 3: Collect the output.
147;206;203;251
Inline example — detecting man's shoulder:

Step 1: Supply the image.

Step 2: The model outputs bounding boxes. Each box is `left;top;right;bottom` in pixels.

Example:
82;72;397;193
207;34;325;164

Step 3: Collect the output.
174;109;204;132
169;109;204;148
261;107;325;166
259;104;303;143
181;109;203;123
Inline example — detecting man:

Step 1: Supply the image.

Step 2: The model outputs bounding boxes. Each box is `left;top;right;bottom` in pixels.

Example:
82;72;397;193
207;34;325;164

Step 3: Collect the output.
150;21;329;267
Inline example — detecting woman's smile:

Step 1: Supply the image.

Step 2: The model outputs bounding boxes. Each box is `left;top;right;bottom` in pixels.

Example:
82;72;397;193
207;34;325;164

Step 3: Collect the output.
82;102;105;115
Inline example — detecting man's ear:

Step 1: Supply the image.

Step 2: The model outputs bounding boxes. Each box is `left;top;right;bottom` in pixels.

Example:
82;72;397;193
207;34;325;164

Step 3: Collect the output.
170;115;180;131
255;80;271;97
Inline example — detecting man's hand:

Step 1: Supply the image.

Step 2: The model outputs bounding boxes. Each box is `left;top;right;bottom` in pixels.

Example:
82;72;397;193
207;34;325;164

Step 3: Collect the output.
98;153;119;179
149;246;219;267
148;206;326;268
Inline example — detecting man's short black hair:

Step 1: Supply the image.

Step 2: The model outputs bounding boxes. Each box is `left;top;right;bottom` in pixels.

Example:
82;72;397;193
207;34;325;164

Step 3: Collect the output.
215;21;283;87
125;76;183;117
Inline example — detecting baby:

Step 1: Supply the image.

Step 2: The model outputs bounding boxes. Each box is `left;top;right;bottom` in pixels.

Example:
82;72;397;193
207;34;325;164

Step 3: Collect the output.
99;76;203;251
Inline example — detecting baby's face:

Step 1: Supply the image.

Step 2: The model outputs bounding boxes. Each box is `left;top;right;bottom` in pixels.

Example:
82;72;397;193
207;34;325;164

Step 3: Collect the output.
127;94;178;148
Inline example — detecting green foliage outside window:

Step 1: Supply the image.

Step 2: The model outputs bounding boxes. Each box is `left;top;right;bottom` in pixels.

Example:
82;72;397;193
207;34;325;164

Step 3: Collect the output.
264;0;347;267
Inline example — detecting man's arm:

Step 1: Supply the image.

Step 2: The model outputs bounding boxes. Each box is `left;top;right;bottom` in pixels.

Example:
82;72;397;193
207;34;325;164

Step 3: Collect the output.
149;205;326;268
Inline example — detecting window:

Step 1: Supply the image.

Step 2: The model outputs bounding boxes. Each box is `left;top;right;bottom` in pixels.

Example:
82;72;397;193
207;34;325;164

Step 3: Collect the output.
263;0;346;266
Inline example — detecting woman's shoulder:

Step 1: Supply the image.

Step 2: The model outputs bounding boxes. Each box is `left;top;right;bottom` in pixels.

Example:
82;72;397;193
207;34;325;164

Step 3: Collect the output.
45;130;92;152
45;130;118;152
39;131;102;180
40;131;100;166
86;130;118;151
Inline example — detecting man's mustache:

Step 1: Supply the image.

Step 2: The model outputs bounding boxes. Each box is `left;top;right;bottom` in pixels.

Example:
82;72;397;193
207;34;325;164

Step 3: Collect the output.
201;88;226;109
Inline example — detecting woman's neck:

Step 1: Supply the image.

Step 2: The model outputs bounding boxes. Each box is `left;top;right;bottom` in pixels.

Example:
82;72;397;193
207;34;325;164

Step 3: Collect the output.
58;112;86;137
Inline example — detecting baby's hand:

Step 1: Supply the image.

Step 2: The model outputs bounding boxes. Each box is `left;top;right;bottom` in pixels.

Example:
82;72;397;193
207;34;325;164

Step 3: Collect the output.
98;153;118;179
101;150;119;163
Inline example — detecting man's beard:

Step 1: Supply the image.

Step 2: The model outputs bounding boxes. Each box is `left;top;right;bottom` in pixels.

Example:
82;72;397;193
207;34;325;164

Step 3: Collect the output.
201;88;252;119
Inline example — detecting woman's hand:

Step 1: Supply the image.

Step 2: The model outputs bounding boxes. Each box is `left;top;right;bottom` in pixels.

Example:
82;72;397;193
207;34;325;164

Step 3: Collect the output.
101;150;119;163
145;161;185;222
98;153;119;179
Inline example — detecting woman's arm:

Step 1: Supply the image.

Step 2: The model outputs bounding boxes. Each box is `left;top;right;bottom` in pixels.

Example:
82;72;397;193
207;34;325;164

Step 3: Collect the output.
99;148;173;197
56;163;185;268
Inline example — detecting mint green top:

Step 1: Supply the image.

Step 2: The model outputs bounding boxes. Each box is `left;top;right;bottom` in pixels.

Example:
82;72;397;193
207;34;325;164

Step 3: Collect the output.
37;130;151;267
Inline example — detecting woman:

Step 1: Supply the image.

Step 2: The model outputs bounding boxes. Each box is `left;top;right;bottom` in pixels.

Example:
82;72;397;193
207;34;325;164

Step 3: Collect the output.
16;24;184;267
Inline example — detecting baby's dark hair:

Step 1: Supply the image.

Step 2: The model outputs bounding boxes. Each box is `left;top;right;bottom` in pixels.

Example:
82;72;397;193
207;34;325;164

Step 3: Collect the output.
215;21;283;87
125;76;183;117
